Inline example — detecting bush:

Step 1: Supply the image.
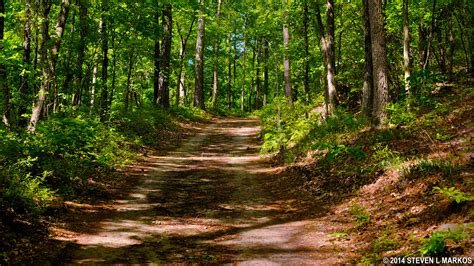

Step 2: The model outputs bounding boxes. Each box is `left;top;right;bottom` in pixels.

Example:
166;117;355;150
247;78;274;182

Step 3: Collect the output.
420;229;469;256
0;117;136;214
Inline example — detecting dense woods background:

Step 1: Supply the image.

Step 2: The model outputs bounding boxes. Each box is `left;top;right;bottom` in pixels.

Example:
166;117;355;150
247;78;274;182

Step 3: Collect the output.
0;0;472;263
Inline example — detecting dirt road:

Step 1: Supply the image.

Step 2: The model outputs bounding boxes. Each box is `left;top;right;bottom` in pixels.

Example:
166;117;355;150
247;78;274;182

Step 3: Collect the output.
53;118;353;265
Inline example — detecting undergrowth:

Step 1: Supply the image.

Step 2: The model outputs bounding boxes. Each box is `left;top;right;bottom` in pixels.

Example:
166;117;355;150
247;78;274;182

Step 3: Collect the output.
0;105;210;218
256;75;473;259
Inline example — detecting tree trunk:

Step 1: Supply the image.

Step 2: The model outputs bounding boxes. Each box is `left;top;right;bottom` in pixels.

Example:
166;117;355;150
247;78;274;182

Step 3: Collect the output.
282;0;293;105
153;11;161;106
263;38;269;107
18;0;32;127
109;25;117;108
29;0;69;132
325;0;336;115
0;0;10;127
361;0;374;119
90;57;98;110
314;0;336;117
241;32;247;112
99;0;109;121
124;53;134;111
255;40;261;110
158;1;172;109
403;0;411;97
447;13;455;80
72;0;87;106
211;0;222;107
368;0;389;127
422;0;436;70
194;0;205;109
175;18;195;106
303;0;310;102
227;32;232;110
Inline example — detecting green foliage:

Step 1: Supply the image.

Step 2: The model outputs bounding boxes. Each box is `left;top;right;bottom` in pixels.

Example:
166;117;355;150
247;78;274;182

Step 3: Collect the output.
171;105;212;122
387;102;416;126
420;229;470;256
311;143;366;163
401;159;461;180
3;170;55;215
0;117;136;214
433;187;473;204
371;143;402;168
350;203;371;227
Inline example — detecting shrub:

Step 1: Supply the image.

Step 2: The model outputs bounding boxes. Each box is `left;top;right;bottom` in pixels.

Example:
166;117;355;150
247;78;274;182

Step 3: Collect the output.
420;229;470;256
433;187;473;204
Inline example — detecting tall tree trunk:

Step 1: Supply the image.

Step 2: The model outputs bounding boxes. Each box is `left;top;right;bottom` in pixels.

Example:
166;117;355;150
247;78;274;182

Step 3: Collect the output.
124;52;134;111
303;0;310;103
90;56;98;110
175;18;195;106
211;0;222;107
361;0;374;119
326;0;336;78
227;32;232;110
158;1;172;109
29;0;69;132
99;0;108;121
57;8;76;113
193;0;205;109
325;0;336;115
232;35;237;109
368;0;389;127
255;40;261;110
109;25;117;108
447;12;455;80
314;0;336;117
241;32;247;112
153;11;161;106
18;0;32;127
422;0;437;70
0;0;10;127
282;0;293;105
403;0;411;97
263;38;269;107
72;0;87;106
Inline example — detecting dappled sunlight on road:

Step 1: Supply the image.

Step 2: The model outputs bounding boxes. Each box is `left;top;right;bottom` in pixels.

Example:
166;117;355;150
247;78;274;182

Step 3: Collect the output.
54;118;354;264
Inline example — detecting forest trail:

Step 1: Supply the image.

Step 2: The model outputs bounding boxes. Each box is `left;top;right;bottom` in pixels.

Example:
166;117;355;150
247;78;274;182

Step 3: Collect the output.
50;117;354;264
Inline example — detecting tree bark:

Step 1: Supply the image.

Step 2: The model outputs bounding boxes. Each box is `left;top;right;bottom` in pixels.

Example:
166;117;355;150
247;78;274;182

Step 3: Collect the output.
263;38;269;107
194;0;205;109
314;0;336;117
99;0;108;121
124;52;134;111
402;0;411;97
157;1;172;109
227;32;232;110
303;0;310;102
29;0;69;132
282;0;293;105
175;18;195;106
241;32;247;112
368;0;389;127
255;40;261;110
361;0;374;119
0;0;10;127
153;11;161;106
72;0;87;106
422;0;436;70
18;0;32;127
211;0;222;107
